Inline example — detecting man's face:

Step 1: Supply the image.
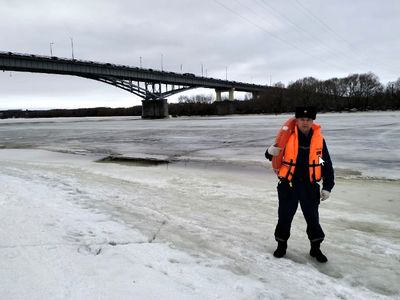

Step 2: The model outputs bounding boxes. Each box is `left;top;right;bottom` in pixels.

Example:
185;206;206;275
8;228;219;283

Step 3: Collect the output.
296;117;313;134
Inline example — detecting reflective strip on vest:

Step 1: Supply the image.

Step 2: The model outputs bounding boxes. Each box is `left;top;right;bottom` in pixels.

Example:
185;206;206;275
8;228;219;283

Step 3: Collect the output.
278;124;323;182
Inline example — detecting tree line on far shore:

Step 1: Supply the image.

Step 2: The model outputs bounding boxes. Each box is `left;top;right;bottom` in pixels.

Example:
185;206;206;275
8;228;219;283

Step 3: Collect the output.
1;72;399;119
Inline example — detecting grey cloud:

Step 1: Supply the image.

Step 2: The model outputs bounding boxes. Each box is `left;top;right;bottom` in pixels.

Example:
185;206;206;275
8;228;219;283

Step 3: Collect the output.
0;0;399;109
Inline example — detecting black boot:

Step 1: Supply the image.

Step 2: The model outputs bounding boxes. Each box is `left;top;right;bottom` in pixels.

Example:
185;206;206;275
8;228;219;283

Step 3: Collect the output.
310;241;328;263
273;241;287;258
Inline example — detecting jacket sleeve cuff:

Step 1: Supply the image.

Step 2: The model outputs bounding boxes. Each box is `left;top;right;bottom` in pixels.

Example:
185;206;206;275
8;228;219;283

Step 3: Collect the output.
265;149;273;161
322;182;334;192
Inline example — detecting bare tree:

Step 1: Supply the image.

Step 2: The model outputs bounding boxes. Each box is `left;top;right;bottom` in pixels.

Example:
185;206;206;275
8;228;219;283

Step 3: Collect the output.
178;94;213;104
319;77;347;97
288;77;319;93
273;82;285;88
386;77;400;95
341;73;383;98
358;73;383;98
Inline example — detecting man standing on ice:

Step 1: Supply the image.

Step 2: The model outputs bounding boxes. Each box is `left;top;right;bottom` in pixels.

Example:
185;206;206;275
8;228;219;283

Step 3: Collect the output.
265;106;334;263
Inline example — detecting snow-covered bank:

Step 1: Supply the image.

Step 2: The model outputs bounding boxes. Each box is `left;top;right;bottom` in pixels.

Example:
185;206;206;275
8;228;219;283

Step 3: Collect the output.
0;149;399;299
0;150;265;299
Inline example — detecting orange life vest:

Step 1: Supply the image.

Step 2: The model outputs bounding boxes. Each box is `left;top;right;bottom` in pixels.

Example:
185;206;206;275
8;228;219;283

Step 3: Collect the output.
277;123;324;182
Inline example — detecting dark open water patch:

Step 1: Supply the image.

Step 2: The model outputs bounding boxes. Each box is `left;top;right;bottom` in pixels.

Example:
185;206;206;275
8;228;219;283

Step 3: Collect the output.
96;155;170;166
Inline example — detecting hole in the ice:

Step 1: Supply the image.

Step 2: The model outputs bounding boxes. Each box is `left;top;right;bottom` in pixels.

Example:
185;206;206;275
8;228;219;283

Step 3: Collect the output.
96;155;170;166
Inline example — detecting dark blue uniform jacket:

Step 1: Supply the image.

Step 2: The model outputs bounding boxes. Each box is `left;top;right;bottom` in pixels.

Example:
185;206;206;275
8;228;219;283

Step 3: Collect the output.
265;128;335;192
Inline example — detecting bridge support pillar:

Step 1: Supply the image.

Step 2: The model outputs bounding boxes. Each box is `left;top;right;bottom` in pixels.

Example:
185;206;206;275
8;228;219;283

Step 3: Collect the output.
142;99;169;119
229;88;235;101
215;89;222;102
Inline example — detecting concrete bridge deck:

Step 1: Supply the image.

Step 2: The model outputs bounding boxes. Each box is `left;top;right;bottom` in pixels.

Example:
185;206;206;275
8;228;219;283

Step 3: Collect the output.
0;51;270;118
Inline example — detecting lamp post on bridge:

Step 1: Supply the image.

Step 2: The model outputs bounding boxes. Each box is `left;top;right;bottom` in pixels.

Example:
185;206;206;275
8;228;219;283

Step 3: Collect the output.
70;37;75;60
50;42;54;56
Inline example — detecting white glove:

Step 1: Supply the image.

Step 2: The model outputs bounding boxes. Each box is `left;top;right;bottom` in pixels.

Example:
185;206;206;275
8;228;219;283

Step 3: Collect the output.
267;145;281;156
321;190;330;201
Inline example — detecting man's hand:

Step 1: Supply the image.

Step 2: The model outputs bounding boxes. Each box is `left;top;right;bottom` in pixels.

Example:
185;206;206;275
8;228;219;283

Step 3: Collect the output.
267;145;281;156
320;190;330;201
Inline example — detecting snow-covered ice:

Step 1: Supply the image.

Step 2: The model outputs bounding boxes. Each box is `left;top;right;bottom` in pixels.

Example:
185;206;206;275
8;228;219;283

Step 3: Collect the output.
0;111;399;299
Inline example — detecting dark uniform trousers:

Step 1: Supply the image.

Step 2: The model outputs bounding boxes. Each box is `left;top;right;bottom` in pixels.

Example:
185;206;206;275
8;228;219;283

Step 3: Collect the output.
274;179;325;242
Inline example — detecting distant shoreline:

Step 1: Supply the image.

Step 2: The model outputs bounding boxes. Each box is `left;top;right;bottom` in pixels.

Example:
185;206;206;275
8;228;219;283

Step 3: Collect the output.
0;104;399;120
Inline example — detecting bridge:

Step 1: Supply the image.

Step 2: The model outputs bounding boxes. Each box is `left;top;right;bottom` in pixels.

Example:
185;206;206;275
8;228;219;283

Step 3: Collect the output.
0;51;269;118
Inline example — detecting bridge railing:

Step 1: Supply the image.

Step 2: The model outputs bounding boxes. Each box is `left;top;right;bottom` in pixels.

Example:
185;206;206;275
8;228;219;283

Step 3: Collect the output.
1;50;270;93
0;51;267;89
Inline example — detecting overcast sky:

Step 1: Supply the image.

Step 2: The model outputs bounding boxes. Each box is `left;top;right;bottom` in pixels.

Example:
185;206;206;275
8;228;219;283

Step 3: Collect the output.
1;0;399;109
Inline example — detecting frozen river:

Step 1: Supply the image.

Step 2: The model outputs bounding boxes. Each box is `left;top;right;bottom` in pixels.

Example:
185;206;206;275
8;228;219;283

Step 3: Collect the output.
0;111;399;299
0;111;399;179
